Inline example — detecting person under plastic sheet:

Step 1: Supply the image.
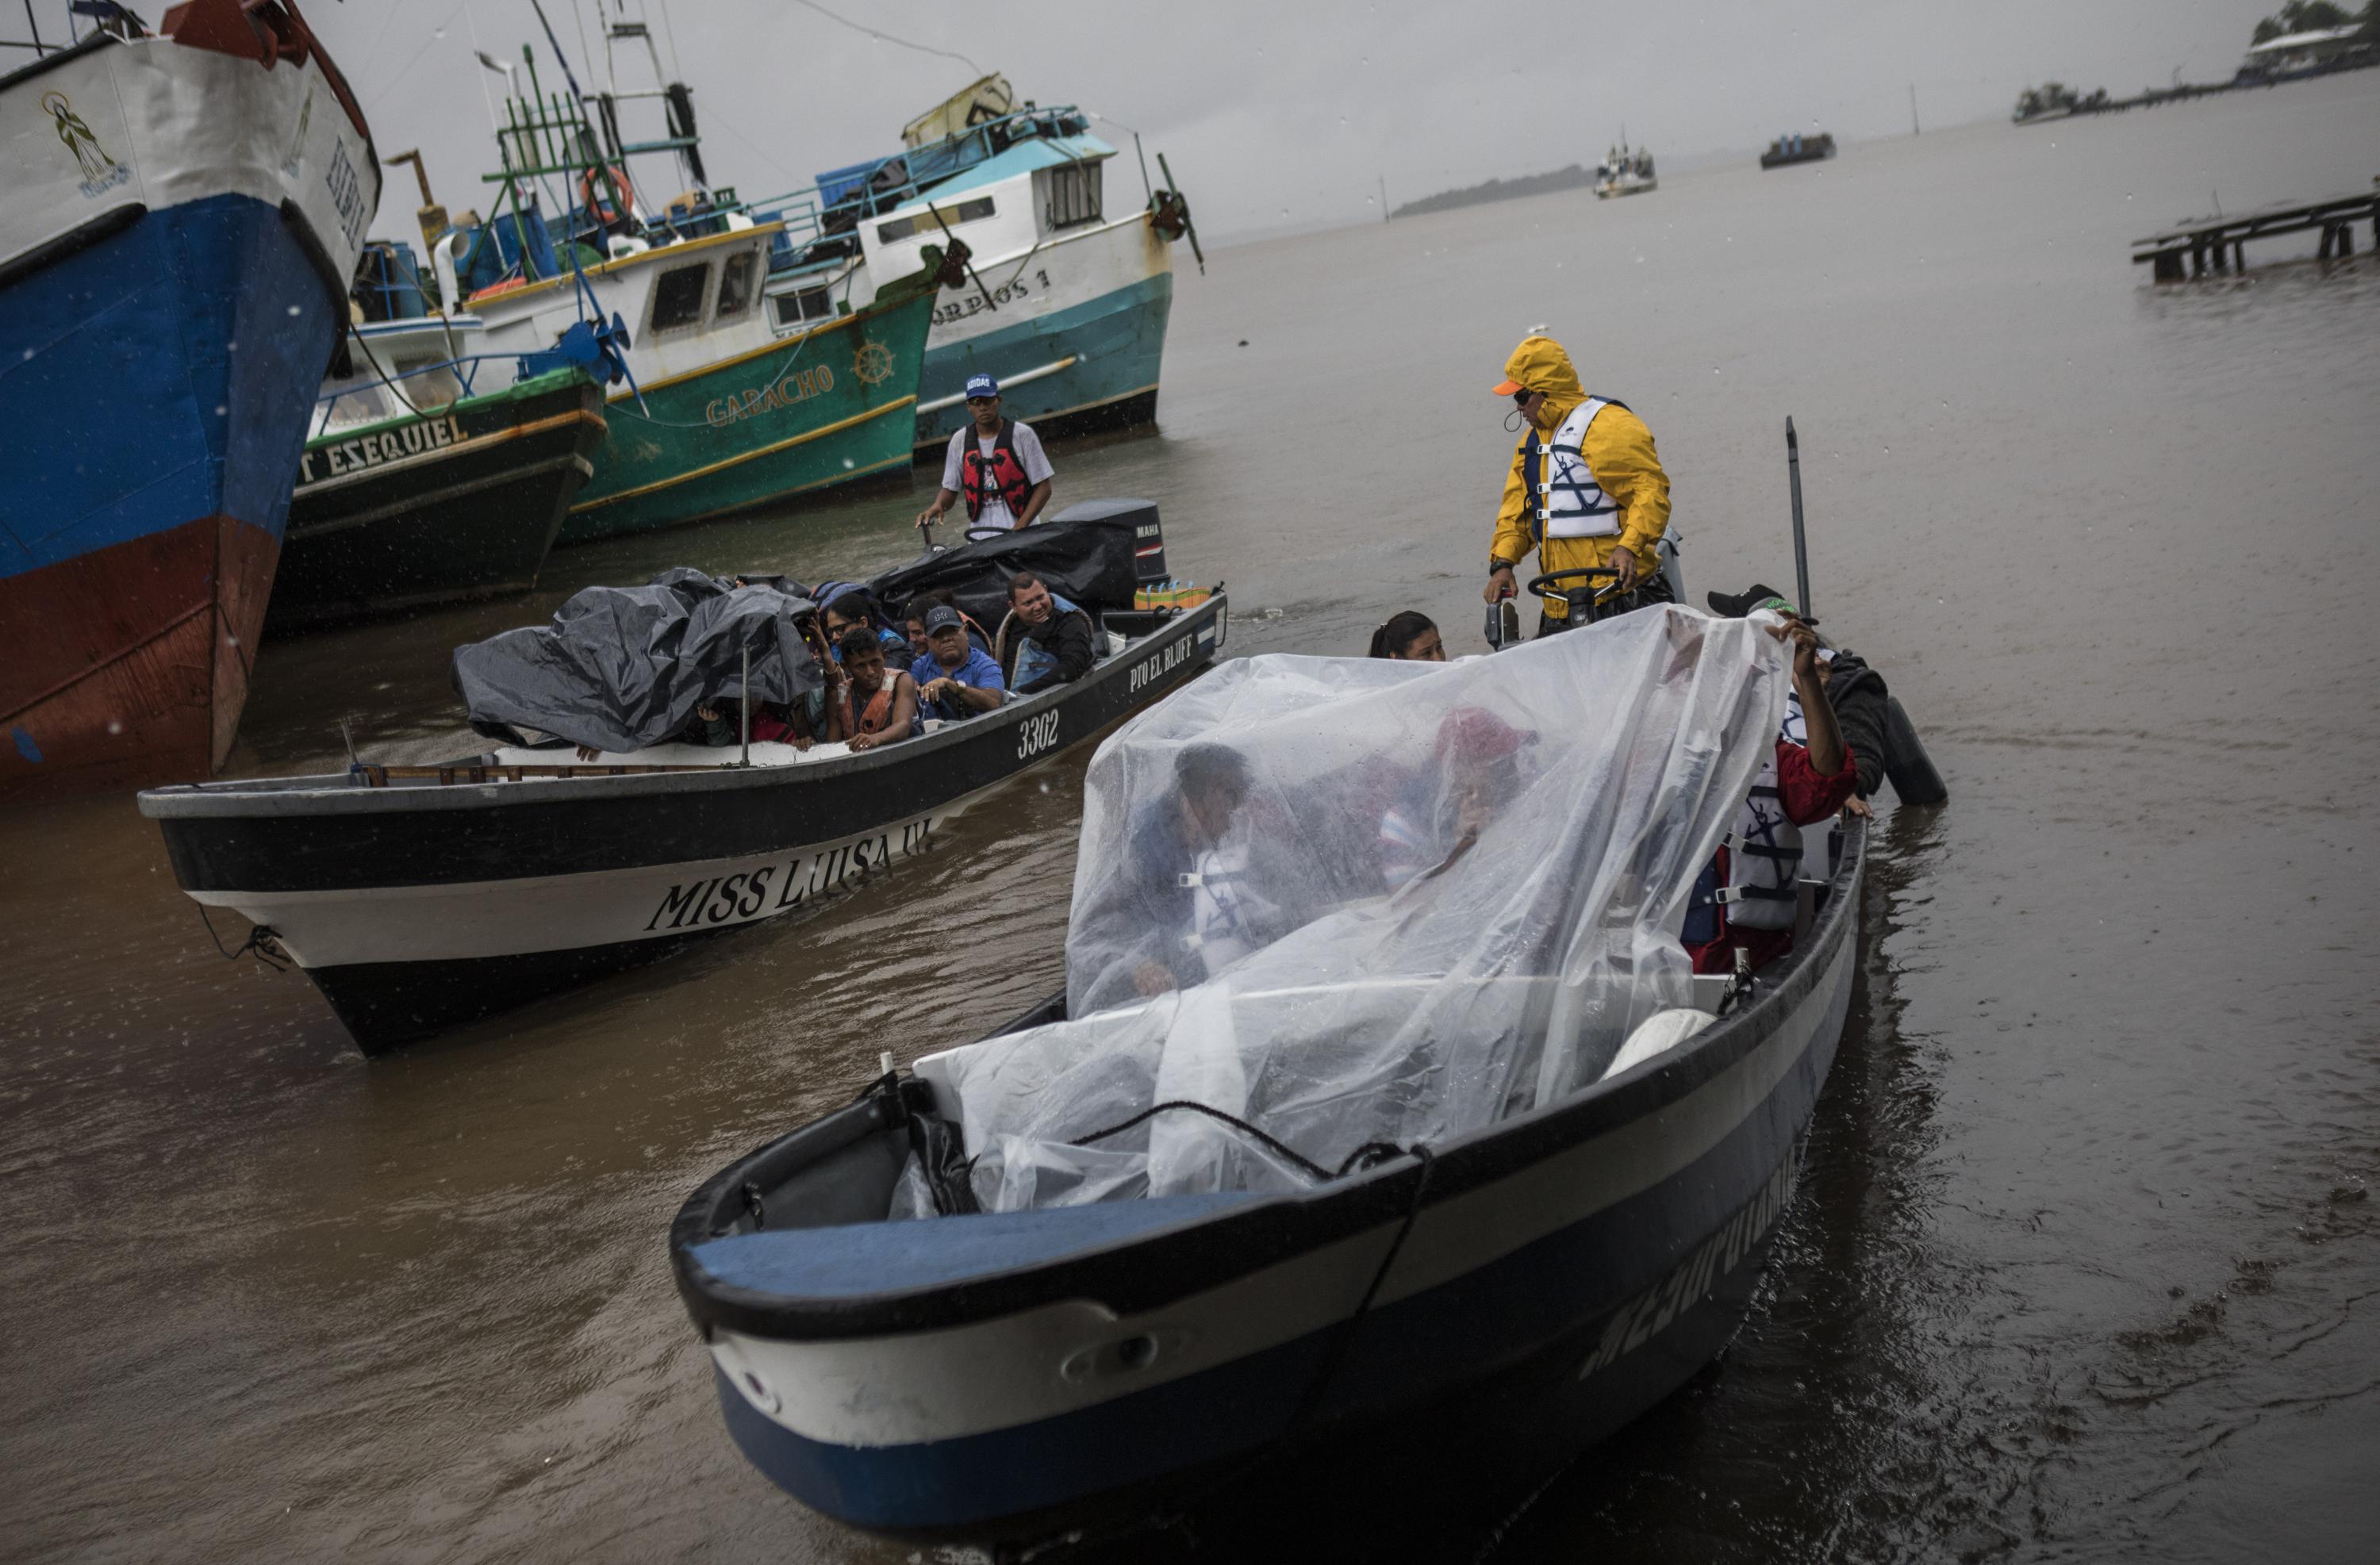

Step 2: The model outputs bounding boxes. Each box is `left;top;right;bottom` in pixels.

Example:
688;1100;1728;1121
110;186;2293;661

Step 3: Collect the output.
1379;708;1533;891
1367;610;1445;662
1067;744;1307;1014
901;612;1792;1218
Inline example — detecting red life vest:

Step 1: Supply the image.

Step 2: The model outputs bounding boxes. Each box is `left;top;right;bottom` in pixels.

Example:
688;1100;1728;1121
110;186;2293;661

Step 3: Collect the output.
959;420;1035;523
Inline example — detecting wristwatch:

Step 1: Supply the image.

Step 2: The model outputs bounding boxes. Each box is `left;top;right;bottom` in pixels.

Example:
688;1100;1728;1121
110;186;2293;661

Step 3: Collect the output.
1488;558;1514;574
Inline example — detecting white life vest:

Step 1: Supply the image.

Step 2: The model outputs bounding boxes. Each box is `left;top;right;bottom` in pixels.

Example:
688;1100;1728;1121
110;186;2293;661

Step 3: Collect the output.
1177;842;1278;976
1526;397;1622;540
1718;689;1810;931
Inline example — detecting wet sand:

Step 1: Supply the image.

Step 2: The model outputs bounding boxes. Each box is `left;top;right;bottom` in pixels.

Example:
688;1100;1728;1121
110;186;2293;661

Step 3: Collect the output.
3;70;2377;1563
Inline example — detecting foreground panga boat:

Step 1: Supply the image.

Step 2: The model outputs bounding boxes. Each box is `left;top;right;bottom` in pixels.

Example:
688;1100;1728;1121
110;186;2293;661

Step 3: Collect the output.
668;608;1863;1551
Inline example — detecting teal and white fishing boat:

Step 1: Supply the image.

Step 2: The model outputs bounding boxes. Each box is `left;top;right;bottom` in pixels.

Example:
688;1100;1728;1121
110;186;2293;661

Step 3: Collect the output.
749;75;1201;452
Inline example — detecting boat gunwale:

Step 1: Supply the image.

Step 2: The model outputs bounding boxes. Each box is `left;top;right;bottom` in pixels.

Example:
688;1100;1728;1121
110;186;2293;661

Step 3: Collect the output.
135;593;1226;819
670;817;1866;1342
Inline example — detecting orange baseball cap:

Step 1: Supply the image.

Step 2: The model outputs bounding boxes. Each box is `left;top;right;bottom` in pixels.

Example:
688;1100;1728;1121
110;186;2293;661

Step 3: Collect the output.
1491;377;1524;397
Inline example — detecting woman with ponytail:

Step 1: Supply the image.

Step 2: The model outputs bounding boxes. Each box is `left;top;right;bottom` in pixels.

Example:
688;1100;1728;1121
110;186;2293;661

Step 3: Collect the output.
1368;611;1445;662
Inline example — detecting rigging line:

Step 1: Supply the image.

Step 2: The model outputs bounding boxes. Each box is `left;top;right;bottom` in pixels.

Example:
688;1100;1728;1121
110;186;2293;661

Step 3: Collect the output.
654;0;685;81
363;0;474;111
788;0;984;77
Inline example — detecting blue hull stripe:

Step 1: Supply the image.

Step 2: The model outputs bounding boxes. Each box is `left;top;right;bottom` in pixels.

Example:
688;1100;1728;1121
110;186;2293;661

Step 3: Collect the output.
0;192;335;579
716;968;1848;1535
916;271;1173;448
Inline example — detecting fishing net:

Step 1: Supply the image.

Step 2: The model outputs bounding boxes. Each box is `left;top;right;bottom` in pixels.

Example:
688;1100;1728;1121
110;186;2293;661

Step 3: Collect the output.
899;605;1792;1215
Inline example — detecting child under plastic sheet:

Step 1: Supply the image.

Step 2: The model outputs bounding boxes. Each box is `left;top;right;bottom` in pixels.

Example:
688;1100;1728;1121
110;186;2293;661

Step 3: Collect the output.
904;608;1795;1216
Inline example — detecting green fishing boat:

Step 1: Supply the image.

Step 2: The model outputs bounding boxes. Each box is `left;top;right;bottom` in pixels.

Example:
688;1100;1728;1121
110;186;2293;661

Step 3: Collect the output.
434;39;944;544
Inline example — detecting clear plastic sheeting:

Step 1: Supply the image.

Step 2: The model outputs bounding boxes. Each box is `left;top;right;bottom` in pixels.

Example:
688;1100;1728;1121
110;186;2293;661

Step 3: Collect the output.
905;607;1794;1216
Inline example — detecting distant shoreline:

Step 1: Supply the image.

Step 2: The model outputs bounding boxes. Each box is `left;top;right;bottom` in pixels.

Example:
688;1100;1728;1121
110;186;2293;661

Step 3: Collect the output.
1392;164;1596;220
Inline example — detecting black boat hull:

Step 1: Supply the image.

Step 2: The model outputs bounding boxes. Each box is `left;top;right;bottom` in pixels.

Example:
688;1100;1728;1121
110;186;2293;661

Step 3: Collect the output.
140;596;1226;1051
265;373;606;634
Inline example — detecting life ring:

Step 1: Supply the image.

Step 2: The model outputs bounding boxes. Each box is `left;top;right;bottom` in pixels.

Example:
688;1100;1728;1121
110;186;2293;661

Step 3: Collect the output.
579;164;634;224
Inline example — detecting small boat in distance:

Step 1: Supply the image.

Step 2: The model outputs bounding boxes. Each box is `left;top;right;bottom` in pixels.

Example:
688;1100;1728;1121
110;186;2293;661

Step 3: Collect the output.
1595;136;1657;198
0;0;378;800
1760;130;1837;169
747;74;1198;453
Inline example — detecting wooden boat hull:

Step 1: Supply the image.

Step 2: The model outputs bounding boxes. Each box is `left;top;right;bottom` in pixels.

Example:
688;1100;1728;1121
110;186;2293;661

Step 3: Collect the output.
266;370;606;633
137;594;1227;1051
671;824;1865;1545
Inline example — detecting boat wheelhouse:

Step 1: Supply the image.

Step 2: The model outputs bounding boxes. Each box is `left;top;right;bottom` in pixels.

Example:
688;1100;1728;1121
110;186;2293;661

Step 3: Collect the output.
747;76;1196;451
0;0;378;800
413;25;942;543
1760;131;1837;170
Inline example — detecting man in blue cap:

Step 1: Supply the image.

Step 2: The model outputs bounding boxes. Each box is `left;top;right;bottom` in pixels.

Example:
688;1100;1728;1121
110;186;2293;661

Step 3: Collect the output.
916;373;1055;538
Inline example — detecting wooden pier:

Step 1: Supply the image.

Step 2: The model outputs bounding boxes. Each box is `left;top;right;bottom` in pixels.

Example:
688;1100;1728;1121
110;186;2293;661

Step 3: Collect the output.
2133;187;2380;281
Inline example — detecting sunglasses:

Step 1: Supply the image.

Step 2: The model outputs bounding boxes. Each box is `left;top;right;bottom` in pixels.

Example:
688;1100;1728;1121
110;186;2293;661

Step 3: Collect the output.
1511;389;1534;409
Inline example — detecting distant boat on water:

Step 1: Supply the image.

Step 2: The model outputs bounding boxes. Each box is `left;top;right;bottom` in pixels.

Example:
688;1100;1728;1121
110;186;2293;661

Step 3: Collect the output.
0;0;378;800
1760;131;1837;170
1595;136;1657;199
747;74;1200;453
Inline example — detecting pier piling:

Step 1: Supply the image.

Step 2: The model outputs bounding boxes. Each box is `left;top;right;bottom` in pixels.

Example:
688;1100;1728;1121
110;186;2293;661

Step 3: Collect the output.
2133;188;2380;280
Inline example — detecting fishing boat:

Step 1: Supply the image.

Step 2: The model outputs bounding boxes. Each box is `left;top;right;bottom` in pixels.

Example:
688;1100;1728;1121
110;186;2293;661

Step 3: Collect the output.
1760;130;1837;170
0;0;378;800
666;607;1863;1549
424;26;943;545
749;74;1200;452
1594;136;1657;198
139;502;1223;1053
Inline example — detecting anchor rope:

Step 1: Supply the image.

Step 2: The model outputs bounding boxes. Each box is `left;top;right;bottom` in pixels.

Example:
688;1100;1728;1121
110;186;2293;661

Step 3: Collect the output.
197;906;286;972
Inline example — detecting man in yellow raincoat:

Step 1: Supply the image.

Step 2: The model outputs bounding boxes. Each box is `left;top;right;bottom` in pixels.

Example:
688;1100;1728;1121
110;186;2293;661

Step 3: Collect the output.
1485;334;1672;633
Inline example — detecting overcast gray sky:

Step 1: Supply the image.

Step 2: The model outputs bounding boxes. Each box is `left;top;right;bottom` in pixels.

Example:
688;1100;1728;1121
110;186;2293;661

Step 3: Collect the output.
30;1;2288;241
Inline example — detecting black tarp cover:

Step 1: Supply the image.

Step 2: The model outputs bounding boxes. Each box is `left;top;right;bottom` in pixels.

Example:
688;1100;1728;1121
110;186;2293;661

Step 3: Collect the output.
869;504;1148;631
452;571;823;751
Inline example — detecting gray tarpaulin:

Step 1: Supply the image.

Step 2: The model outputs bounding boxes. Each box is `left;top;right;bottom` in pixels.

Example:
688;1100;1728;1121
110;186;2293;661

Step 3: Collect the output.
900;605;1794;1215
452;571;822;752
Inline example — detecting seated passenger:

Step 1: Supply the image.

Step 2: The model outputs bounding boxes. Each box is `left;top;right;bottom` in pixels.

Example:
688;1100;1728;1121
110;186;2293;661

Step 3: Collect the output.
820;589;911;662
909;605;1006;721
1088;743;1291;1004
826;624;922;752
902;606;932;663
1367;610;1446;662
996;570;1096;696
1378;707;1532;889
1682;610;1857;974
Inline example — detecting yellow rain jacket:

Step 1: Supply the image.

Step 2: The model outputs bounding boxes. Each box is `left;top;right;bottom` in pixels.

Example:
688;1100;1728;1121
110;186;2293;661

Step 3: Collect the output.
1490;336;1671;622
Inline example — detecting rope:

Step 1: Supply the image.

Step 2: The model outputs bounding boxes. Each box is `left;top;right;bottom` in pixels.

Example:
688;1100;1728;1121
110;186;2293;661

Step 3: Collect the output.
1064;1098;1410;1183
198;907;286;972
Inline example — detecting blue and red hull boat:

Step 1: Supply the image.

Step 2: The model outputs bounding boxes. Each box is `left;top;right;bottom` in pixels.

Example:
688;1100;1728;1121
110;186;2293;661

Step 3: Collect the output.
0;1;378;800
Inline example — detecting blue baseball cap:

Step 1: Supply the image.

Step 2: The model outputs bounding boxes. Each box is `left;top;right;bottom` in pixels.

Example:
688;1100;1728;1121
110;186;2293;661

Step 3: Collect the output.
964;373;1000;399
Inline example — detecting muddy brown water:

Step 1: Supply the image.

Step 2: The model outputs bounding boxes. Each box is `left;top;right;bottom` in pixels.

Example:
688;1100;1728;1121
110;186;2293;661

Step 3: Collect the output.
6;72;2378;1563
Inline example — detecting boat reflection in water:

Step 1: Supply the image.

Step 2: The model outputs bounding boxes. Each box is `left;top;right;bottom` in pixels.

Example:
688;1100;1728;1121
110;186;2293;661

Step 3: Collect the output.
670;607;1864;1551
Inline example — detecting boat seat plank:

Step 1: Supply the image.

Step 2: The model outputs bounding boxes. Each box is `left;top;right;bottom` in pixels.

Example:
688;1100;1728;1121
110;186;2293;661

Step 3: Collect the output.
692;1193;1258;1299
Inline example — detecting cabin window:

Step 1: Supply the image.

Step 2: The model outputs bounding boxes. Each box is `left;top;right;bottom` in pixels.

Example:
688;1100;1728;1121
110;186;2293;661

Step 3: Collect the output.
877;196;994;245
715;251;757;320
771;286;835;328
1046;162;1102;230
650;262;710;331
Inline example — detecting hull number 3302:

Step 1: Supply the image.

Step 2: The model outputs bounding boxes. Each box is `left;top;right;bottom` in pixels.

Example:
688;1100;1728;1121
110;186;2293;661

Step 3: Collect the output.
1015;710;1062;760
